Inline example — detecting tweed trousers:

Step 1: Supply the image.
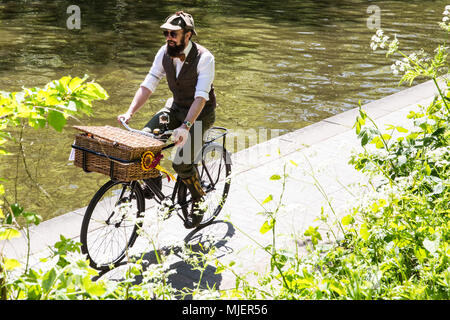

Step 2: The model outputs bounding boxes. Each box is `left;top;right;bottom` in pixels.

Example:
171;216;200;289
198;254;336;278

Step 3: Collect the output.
143;104;215;179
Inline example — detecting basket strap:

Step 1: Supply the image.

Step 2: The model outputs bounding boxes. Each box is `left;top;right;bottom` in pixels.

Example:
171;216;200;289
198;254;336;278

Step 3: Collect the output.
109;160;115;180
82;151;90;173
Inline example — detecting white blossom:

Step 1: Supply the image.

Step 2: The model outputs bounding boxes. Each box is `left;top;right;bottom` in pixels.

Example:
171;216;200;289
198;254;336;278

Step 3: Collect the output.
387;36;399;56
440;5;450;31
192;289;221;300
390;49;429;76
65;250;89;265
370;29;390;51
427;146;450;168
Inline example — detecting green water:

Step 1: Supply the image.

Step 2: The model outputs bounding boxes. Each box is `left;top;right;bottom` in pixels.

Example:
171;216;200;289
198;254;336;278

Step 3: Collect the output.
0;0;448;221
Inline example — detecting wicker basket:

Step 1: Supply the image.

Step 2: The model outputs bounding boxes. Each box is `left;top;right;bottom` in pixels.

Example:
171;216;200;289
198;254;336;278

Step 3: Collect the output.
72;125;165;181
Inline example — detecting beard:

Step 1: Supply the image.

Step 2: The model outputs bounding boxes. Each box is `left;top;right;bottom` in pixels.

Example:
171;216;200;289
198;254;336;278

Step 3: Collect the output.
166;39;186;57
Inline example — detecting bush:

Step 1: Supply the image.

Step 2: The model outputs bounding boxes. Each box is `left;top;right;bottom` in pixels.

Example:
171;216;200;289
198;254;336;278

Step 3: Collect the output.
217;7;450;300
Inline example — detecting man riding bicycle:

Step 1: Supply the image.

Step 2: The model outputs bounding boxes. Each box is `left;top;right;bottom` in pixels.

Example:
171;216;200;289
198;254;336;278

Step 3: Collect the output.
117;11;216;229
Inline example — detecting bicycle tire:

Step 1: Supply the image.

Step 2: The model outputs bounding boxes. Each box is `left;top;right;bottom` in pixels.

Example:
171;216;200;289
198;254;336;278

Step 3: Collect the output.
80;180;145;270
178;142;232;228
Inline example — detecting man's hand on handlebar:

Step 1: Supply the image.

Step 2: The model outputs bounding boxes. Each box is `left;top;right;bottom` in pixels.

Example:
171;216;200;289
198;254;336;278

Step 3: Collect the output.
173;126;189;147
117;112;133;124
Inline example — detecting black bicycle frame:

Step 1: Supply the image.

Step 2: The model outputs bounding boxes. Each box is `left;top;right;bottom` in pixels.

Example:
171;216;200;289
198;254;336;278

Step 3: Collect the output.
140;175;190;221
127;126;228;222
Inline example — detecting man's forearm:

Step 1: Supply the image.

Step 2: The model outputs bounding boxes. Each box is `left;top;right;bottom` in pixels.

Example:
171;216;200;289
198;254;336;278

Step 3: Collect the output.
127;86;152;116
182;97;207;128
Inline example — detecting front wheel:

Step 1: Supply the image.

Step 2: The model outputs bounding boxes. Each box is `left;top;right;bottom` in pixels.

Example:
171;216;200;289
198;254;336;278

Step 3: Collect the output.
178;143;232;228
80;180;145;270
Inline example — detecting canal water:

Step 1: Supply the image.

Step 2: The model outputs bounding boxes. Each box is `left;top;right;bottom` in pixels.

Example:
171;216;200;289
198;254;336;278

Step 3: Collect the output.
0;0;448;221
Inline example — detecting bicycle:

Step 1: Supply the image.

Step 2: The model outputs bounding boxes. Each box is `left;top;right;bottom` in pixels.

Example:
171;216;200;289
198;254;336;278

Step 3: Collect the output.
78;117;232;271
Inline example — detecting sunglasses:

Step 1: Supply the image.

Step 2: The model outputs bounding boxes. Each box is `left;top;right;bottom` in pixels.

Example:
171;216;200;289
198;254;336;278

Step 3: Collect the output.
163;30;179;38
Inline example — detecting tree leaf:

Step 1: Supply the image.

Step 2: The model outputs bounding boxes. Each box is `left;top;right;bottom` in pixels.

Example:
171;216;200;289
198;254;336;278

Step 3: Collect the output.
361;132;370;146
68;76;87;92
304;226;322;245
360;223;370;240
270;174;281;180
215;265;226;274
262;194;273;205
260;219;274;234
59;76;71;91
396;126;409;133
0;228;21;240
3;258;21;270
10;203;24;217
85;282;107;297
376;138;385;149
371;136;385;149
42;269;57;294
23;211;42;225
83;82;109;100
359;108;367;120
341;215;355;226
47;110;66;132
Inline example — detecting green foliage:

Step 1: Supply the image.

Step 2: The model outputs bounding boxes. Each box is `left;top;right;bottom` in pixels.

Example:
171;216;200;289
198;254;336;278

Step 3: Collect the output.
216;8;450;300
0;74;108;198
5;236;111;300
0;75;109;300
0;75;108;134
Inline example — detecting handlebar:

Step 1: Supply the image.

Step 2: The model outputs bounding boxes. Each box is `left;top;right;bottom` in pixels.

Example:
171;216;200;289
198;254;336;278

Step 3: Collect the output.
119;118;229;151
119;118;173;139
119;118;176;150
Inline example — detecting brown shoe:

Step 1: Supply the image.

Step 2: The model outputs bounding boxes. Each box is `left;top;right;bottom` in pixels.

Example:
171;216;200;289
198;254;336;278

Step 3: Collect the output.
181;172;206;228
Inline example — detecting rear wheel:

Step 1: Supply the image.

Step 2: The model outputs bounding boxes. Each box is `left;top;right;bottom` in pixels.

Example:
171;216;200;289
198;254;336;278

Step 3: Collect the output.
178;143;232;228
80;180;145;270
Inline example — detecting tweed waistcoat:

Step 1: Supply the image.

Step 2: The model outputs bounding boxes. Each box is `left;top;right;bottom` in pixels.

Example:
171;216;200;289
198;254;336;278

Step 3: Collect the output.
162;42;216;114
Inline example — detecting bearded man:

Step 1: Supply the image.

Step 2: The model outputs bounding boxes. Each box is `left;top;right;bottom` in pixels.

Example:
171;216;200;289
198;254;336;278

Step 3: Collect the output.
118;11;216;228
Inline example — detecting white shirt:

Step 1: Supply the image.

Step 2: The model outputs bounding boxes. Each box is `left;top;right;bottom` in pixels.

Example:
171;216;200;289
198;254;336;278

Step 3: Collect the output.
140;41;215;101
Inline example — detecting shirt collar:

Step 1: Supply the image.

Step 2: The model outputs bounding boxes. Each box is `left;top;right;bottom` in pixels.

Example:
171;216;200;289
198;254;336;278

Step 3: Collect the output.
182;40;192;57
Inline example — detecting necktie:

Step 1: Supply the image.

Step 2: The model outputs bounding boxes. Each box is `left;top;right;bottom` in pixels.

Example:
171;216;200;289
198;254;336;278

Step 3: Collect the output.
175;54;186;62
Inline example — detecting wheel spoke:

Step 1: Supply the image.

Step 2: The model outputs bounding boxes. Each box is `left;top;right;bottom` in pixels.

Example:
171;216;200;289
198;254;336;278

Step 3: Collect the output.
180;144;231;227
80;181;143;270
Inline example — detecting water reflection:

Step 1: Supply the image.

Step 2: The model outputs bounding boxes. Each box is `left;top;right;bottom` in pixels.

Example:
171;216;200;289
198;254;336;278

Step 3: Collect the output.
0;0;448;220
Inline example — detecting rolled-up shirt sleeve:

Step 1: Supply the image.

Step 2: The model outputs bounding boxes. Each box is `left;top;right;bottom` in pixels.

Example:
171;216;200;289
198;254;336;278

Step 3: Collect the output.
140;45;166;92
195;52;215;101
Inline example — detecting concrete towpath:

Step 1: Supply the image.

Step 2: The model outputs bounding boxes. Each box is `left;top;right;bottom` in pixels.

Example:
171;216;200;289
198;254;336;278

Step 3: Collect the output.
1;79;444;293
